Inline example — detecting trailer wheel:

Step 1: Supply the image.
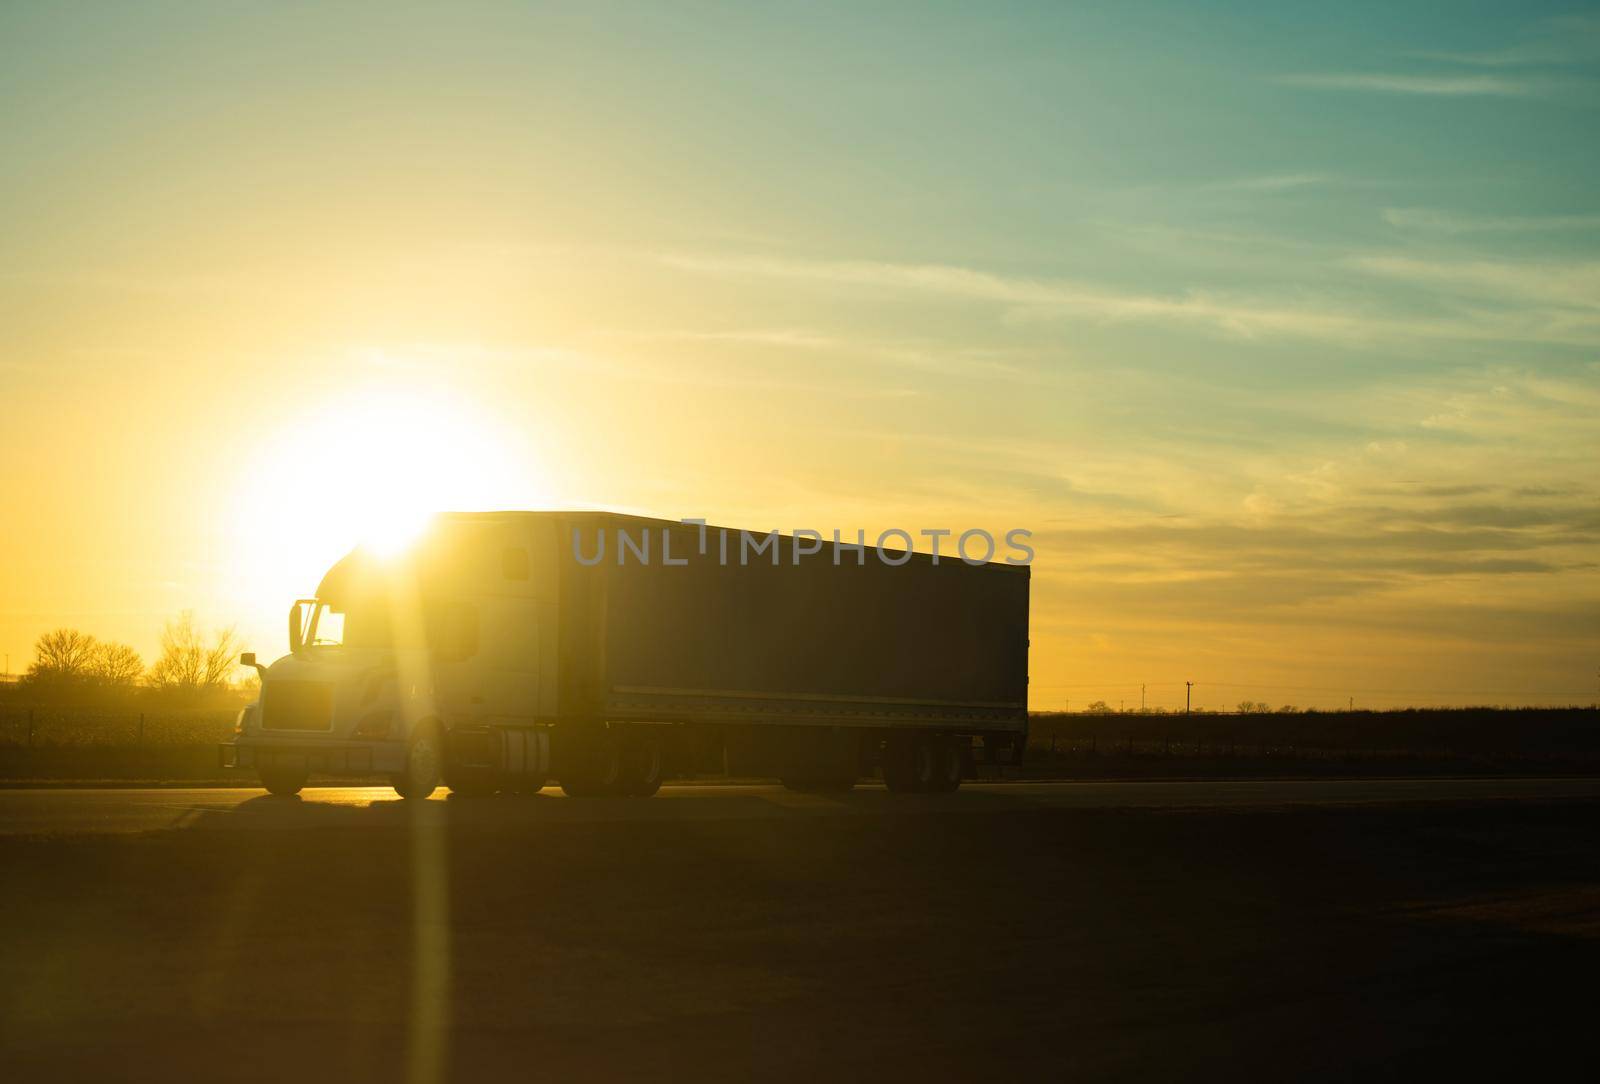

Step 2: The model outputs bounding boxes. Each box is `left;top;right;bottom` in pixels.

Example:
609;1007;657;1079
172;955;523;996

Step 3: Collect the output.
258;760;308;797
885;733;944;793
881;734;913;792
620;731;665;797
931;737;964;793
392;722;443;800
883;733;938;793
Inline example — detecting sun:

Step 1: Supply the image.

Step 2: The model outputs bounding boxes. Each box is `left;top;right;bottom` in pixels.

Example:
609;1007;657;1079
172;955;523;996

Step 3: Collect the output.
232;383;550;625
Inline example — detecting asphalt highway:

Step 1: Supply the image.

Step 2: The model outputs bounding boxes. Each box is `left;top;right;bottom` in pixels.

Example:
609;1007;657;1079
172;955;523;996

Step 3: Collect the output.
4;775;1600;836
5;774;1600;1080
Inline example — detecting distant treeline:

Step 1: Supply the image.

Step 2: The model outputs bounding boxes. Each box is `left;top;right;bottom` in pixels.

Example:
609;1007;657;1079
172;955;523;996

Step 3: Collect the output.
1028;706;1600;762
1056;699;1596;716
8;613;254;710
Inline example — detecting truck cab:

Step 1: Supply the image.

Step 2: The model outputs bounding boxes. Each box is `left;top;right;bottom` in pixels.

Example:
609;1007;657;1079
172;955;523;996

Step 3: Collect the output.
224;514;557;798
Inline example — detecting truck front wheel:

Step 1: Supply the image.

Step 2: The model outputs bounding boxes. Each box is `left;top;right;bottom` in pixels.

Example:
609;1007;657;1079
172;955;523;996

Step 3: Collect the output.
258;759;308;797
392;723;443;800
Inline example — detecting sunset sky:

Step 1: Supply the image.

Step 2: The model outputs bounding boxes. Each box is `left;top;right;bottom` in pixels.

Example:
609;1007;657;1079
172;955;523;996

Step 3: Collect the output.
2;2;1597;709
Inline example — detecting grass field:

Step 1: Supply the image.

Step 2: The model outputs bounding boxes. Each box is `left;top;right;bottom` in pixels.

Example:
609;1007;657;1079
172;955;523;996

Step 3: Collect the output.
0;706;236;747
1;703;1596;783
1024;706;1600;776
0;706;238;783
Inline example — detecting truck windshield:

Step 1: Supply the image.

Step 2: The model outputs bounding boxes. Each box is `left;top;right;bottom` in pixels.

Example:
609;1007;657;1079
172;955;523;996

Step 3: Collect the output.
306;599;392;649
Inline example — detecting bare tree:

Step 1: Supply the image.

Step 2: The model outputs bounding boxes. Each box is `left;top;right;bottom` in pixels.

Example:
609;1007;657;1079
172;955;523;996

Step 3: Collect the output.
26;628;99;684
149;611;240;692
91;641;145;687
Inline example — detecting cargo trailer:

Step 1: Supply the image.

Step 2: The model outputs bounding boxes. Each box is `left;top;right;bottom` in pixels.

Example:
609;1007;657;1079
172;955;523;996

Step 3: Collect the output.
222;512;1029;797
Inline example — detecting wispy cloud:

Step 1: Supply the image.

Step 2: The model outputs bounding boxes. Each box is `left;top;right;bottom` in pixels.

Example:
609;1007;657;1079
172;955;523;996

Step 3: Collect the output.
1384;207;1600;234
662;251;1393;341
1015;365;1600;661
1408;15;1600;68
1276;72;1534;96
1209;173;1332;192
1350;254;1600;312
662;251;1600;348
395;338;922;401
600;328;1032;380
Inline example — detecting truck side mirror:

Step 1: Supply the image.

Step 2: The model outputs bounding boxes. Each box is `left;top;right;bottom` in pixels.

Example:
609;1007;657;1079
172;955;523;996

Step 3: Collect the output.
240;652;256;667
288;604;305;653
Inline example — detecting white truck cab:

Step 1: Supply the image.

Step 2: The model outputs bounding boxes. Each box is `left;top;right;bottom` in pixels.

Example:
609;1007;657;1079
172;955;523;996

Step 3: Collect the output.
224;513;554;798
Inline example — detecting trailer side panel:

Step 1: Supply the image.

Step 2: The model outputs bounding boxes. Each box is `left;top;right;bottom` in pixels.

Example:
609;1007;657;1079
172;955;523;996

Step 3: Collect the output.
571;517;1028;731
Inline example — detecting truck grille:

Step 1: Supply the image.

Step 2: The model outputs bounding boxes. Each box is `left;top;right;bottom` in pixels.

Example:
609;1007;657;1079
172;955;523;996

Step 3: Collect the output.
262;681;335;731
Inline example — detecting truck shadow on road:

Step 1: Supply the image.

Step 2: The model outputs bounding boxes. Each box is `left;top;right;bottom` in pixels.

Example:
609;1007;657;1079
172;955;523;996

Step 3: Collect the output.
185;783;1032;834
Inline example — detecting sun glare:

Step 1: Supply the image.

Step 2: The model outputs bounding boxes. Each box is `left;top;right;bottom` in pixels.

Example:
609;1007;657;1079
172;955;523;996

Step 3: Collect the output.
233;384;549;623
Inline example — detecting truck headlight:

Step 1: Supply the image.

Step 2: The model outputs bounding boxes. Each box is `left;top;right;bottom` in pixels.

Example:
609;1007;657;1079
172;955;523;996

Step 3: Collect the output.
352;708;394;739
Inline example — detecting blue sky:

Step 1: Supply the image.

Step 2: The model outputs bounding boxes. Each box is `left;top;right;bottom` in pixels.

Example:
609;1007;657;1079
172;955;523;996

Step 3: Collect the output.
1;2;1596;706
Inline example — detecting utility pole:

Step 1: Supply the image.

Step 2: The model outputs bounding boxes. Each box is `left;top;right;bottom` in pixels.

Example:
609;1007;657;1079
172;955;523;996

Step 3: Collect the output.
1186;681;1194;715
1348;696;1353;712
1141;684;1146;711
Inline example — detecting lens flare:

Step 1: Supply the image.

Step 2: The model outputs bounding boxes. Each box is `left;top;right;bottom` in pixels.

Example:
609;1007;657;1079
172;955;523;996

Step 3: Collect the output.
232;381;550;644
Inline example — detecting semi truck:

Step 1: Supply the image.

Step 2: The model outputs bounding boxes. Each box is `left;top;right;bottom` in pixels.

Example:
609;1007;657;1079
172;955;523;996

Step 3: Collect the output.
222;511;1030;798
